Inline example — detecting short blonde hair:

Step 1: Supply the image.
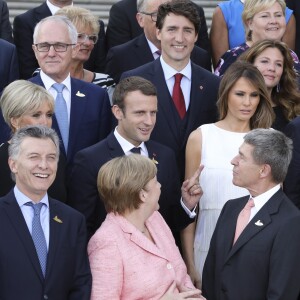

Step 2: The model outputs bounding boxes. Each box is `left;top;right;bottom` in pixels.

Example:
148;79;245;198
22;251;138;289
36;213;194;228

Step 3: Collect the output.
242;0;286;41
0;80;54;132
97;155;157;215
55;6;100;34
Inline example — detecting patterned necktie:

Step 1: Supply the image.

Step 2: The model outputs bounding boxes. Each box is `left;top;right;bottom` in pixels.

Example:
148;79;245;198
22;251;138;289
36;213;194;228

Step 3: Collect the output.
26;202;47;277
172;73;186;119
130;147;141;154
52;83;69;152
233;198;255;244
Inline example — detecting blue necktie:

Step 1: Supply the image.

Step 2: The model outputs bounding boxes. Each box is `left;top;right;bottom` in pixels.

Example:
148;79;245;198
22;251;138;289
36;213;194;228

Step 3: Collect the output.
52;83;69;152
26;202;47;277
130;147;141;154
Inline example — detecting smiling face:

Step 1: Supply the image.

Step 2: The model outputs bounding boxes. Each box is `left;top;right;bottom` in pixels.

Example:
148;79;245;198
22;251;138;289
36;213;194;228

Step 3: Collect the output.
113;90;157;147
226;77;260;123
253;47;284;90
231;142;262;193
249;2;286;43
33;20;78;82
157;13;198;70
75;25;95;63
11;102;53;131
8;137;58;202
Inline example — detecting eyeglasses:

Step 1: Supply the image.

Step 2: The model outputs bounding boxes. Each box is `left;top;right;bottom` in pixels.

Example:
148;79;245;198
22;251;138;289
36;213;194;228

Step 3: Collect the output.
34;43;75;52
140;11;158;22
77;33;98;44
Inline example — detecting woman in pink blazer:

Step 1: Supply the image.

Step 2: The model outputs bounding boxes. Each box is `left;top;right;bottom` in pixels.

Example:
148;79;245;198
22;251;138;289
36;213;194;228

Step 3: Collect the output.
88;154;205;299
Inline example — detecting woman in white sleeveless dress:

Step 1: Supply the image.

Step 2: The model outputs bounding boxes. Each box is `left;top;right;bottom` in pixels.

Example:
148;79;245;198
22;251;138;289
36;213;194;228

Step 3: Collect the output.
181;61;274;288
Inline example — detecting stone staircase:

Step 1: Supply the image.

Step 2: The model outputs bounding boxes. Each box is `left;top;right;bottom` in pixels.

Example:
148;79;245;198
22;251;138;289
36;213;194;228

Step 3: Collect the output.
7;0;223;30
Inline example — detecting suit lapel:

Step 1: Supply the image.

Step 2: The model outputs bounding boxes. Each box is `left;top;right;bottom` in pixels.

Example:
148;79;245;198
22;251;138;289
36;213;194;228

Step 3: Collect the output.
145;141;160;173
134;35;155;64
107;132;126;158
2;191;44;282
225;190;283;263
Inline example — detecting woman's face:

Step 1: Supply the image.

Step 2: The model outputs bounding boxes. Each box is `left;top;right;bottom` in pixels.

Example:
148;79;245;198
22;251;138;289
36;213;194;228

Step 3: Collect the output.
142;176;161;213
12;102;53;130
226;77;260;122
248;2;286;42
75;25;96;63
253;47;284;90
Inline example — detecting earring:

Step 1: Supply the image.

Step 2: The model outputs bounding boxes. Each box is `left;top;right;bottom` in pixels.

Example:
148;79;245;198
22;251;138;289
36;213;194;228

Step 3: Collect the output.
276;83;280;93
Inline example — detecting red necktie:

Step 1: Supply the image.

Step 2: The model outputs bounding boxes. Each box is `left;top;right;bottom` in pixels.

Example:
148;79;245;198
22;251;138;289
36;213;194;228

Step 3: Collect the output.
172;73;186;119
233;198;255;244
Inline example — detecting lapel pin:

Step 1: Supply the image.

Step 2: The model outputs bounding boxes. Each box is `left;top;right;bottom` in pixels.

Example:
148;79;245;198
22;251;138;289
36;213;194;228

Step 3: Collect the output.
199;85;203;90
53;216;63;223
255;220;263;226
76;91;85;97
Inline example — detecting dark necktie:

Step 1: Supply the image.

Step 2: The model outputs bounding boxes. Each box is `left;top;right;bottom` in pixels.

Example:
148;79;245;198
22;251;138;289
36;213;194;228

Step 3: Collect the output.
52;83;69;152
26;202;47;276
233;198;255;244
130;147;141;154
172;73;186;119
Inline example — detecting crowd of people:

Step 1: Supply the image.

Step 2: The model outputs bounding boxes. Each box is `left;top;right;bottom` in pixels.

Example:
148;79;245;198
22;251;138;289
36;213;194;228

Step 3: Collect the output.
1;0;300;299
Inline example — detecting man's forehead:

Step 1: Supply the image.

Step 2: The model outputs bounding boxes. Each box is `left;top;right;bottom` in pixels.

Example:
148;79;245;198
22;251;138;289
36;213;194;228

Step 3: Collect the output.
19;137;56;153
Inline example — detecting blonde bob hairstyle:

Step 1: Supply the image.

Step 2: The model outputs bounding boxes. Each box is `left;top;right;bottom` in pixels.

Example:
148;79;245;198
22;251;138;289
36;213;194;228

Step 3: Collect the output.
242;0;286;41
239;39;300;121
0;80;54;132
97;154;157;215
55;6;100;35
217;61;274;129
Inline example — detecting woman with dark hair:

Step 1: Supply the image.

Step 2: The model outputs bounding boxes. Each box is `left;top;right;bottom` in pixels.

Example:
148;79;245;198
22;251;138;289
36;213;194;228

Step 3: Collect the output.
239;39;300;131
181;61;274;287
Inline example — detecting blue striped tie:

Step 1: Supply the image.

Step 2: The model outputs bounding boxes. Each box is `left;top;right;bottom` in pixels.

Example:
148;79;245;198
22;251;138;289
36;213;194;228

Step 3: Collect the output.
52;83;69;152
26;202;47;277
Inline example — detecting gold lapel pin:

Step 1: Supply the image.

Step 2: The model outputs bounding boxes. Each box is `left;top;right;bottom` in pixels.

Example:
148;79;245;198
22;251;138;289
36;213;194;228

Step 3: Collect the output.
53;216;63;223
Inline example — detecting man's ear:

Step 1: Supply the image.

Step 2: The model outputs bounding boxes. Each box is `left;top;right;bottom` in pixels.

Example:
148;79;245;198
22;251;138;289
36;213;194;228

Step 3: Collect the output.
8;157;17;174
259;164;271;178
112;105;124;120
136;12;144;28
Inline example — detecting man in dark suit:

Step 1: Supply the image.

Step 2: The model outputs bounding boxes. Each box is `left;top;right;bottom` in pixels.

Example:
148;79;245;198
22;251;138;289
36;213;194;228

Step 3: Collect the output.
105;0;211;83
13;0;106;79
29;15;112;170
284;116;300;209
0;38;19;144
69;76;202;243
106;0;210;52
0;0;13;42
121;0;220;179
0;125;91;300
202;129;300;300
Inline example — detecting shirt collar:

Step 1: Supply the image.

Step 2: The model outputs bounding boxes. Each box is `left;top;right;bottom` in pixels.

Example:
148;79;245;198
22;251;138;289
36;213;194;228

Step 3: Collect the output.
251;184;280;212
14;186;49;208
146;37;160;55
40;70;71;93
46;0;73;15
160;56;192;81
114;127;147;155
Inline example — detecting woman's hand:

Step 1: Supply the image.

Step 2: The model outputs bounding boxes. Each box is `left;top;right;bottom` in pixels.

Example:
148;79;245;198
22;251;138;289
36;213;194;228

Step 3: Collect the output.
160;282;206;300
186;264;202;289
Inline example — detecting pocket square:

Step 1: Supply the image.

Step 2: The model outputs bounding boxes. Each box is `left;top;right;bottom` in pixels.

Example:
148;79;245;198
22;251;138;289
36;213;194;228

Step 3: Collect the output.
76;91;85;97
53;215;63;223
255;220;263;226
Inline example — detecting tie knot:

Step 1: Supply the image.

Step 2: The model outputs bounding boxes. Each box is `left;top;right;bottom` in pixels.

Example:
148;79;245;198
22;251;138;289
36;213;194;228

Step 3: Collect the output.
174;73;183;83
155;50;161;56
26;202;44;214
52;83;65;93
130;147;141;154
244;198;255;210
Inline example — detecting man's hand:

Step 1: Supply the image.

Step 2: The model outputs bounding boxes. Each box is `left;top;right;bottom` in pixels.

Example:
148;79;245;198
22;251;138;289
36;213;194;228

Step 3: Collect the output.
182;165;204;210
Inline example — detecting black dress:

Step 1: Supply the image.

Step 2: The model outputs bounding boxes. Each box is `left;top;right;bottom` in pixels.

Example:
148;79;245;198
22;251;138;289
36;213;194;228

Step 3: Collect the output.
0;142;68;202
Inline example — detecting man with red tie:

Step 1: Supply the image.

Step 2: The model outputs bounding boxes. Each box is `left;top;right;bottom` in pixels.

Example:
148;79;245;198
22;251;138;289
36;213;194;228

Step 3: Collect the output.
121;0;220;179
202;129;300;300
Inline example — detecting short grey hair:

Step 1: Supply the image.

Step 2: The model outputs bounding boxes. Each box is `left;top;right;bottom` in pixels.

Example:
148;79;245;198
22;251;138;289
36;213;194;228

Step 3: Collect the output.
244;129;293;183
0;80;54;132
137;0;148;12
9;125;60;160
33;15;78;44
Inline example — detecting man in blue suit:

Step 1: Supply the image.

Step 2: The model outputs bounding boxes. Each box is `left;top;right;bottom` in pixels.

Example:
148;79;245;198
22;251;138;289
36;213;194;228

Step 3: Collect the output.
202;129;300;300
0;125;91;300
68;76;202;244
121;0;220;179
29;15;111;171
13;0;106;79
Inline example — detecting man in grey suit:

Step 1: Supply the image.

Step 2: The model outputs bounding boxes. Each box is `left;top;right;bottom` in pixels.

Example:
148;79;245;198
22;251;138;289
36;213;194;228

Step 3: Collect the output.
202;129;300;300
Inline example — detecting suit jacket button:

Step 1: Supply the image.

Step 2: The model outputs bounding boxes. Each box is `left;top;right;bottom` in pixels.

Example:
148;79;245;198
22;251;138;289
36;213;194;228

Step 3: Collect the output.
43;295;48;299
167;263;172;269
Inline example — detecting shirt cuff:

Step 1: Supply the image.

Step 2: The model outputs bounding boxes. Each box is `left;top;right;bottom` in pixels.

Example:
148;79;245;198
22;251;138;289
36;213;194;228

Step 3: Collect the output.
180;198;197;218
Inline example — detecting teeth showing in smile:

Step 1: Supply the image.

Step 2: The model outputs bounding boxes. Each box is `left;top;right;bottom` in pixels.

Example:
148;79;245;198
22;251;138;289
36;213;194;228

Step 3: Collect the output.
173;45;184;49
34;174;49;178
